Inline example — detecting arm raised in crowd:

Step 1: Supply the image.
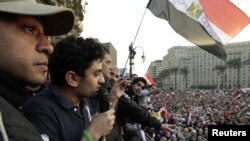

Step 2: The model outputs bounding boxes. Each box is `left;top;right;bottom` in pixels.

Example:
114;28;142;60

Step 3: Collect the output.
118;96;175;131
108;78;131;109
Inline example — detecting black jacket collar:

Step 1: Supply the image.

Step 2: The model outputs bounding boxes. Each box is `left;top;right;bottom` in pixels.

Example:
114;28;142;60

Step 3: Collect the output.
0;70;31;108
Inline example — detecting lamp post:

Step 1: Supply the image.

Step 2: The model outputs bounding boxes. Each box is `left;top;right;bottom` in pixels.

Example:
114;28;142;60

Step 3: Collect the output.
128;43;145;77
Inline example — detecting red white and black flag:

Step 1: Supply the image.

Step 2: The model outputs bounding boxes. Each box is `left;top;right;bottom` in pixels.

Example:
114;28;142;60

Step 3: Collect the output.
147;0;250;60
144;73;155;85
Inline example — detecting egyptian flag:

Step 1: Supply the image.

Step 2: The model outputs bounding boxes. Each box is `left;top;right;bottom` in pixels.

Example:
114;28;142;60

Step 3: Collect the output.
161;103;170;120
144;73;155;85
147;0;250;60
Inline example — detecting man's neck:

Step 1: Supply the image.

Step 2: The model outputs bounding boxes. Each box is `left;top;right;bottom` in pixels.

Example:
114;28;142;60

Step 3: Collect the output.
57;86;81;107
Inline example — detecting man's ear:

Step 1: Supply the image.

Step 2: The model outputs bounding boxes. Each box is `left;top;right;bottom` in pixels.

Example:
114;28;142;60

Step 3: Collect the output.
65;71;79;87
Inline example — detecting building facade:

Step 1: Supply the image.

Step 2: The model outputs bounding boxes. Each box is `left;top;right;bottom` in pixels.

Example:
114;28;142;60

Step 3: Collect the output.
103;42;117;67
160;41;250;90
147;60;163;79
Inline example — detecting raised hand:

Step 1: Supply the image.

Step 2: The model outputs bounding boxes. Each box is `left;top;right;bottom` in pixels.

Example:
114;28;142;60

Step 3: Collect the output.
160;123;177;132
109;78;131;109
83;109;115;141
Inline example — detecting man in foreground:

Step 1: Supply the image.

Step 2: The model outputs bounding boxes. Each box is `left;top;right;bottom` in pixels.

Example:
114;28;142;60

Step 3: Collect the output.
0;0;74;140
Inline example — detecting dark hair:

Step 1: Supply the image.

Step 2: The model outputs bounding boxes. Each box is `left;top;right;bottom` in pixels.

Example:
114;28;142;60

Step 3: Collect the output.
49;36;105;86
131;73;138;77
131;77;147;88
149;84;157;88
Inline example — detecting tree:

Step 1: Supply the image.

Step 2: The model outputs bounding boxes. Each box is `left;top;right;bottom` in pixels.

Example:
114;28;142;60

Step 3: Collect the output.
170;67;179;90
213;64;227;89
227;58;242;88
243;58;250;65
179;66;189;89
165;69;171;90
156;69;170;89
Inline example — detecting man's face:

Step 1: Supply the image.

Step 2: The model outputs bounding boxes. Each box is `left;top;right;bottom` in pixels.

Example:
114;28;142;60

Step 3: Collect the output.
132;81;145;95
102;54;112;79
110;67;120;82
78;60;105;97
150;85;157;94
0;16;53;86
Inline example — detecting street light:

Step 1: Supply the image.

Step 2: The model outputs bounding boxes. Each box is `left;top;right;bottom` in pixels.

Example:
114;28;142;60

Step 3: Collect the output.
120;7;147;77
129;43;146;77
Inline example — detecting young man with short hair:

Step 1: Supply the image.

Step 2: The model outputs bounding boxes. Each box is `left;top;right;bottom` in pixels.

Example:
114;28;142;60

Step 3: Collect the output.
22;36;128;141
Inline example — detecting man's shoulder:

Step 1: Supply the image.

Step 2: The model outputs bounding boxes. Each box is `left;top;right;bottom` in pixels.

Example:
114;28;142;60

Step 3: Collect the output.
0;96;21;116
22;90;57;112
0;97;43;141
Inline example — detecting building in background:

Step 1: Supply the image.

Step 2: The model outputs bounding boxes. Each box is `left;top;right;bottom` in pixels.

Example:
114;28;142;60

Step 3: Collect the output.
103;42;117;67
147;60;163;80
152;41;250;90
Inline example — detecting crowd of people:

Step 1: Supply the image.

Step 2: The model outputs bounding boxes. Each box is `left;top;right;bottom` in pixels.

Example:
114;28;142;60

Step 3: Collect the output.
140;90;250;141
0;1;249;141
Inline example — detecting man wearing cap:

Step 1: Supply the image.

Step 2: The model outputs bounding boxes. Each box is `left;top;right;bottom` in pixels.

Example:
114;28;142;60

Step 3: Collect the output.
0;0;74;141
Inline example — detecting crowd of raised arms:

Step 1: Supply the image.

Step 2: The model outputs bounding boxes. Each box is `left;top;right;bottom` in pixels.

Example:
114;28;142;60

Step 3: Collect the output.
1;1;249;141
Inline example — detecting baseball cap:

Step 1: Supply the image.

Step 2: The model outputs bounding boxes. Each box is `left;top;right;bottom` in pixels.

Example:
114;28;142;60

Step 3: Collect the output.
0;0;75;36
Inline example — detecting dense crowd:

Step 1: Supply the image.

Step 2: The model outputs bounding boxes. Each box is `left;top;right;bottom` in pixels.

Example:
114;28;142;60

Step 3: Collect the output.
143;90;250;141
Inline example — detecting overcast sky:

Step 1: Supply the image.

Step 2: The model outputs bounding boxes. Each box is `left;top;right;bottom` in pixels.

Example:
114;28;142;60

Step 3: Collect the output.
81;0;250;76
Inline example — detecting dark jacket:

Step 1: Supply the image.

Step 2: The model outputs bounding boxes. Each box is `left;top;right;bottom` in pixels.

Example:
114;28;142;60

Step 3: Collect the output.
22;83;95;141
96;80;161;141
0;70;43;141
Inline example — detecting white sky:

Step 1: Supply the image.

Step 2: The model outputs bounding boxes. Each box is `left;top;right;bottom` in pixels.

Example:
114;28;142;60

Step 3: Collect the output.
81;0;250;77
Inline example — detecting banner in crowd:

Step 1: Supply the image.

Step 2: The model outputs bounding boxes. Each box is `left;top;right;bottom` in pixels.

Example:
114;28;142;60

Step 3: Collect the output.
147;0;250;60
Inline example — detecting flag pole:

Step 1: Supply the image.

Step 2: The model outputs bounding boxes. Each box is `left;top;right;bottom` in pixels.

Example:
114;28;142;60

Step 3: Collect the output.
132;6;148;46
122;6;148;77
